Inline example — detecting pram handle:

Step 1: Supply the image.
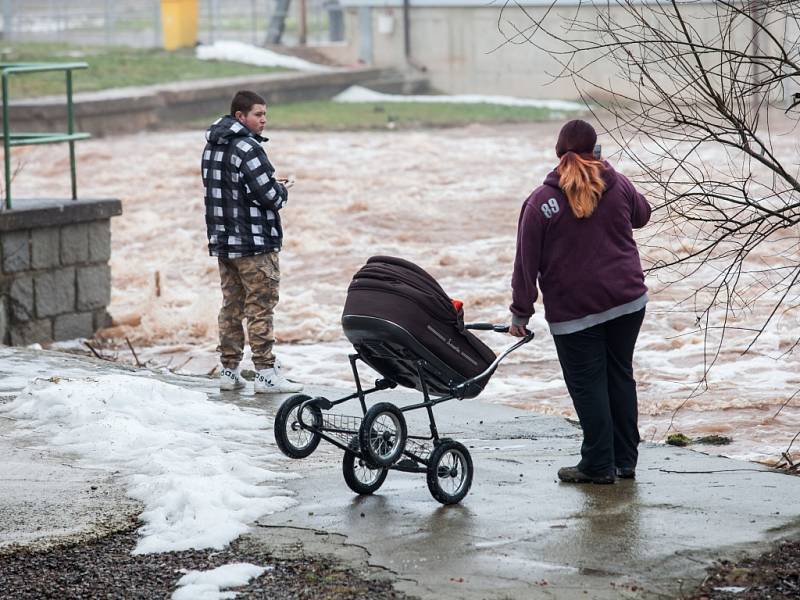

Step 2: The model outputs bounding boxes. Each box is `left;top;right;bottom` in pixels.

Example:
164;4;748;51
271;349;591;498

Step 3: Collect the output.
452;329;534;398
465;322;511;333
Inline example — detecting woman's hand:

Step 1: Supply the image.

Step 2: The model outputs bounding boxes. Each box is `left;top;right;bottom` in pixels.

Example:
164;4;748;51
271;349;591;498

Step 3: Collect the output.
509;324;529;337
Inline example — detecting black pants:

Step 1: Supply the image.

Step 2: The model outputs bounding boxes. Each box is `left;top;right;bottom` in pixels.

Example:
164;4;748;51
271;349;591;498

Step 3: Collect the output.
552;308;645;477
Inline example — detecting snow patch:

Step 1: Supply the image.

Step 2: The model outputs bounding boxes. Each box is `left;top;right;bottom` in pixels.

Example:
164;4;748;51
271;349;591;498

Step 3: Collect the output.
333;85;587;111
1;374;297;554
172;563;269;600
196;40;333;72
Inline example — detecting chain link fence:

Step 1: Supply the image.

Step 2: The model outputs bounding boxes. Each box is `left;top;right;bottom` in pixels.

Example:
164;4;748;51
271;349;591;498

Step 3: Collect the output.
0;0;344;48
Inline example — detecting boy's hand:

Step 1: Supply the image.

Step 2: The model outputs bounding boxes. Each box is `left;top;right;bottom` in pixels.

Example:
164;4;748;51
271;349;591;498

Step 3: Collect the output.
277;176;295;189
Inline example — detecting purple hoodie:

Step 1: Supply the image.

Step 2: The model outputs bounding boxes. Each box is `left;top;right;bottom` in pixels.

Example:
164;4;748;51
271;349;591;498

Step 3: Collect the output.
510;163;651;335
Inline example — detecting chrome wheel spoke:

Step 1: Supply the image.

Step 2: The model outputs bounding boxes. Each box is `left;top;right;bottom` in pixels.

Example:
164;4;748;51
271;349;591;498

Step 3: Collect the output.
438;450;466;495
370;412;399;459
287;408;312;449
354;460;381;485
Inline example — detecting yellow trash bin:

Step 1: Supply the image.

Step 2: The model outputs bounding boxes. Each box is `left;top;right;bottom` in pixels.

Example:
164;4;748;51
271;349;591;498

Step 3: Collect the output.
161;0;199;51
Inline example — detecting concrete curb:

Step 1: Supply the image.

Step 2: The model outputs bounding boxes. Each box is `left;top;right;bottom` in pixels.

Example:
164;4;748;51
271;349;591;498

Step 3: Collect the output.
8;68;388;137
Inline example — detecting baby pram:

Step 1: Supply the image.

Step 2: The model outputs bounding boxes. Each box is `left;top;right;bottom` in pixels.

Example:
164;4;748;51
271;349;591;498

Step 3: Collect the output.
274;256;533;504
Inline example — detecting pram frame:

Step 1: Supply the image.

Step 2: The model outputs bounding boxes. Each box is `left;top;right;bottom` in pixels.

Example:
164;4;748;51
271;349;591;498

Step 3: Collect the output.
292;321;534;476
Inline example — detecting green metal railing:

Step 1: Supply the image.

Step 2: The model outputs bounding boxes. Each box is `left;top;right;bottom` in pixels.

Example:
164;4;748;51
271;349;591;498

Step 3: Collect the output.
1;62;91;210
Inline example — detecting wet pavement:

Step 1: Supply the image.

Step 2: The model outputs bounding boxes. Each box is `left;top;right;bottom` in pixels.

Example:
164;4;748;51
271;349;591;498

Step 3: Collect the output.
2;347;800;599
253;395;800;599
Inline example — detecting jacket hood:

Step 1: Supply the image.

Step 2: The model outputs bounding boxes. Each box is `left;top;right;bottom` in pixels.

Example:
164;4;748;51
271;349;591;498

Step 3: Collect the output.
543;160;618;192
205;115;267;145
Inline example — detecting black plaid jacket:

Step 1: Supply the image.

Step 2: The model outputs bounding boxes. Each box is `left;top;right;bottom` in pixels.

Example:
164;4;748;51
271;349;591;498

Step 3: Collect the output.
202;115;288;258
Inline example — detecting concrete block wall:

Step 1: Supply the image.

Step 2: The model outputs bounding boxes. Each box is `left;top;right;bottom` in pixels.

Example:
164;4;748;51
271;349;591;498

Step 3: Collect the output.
0;199;122;346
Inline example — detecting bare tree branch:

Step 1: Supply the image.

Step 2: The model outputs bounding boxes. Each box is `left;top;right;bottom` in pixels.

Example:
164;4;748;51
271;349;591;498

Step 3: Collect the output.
499;1;800;455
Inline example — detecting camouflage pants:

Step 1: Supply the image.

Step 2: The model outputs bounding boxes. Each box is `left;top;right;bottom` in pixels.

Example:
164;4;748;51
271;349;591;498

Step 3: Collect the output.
217;252;279;371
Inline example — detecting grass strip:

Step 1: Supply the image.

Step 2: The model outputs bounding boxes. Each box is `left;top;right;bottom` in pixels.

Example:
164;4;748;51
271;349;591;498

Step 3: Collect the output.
0;43;285;99
255;100;582;130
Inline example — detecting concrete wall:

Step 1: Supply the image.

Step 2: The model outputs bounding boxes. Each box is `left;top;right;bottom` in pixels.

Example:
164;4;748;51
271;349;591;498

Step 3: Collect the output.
340;2;799;101
0;199;122;346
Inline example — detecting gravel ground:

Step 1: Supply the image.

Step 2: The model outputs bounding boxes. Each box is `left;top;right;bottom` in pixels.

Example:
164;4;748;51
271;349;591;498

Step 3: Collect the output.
0;525;413;600
1;524;799;599
687;538;800;600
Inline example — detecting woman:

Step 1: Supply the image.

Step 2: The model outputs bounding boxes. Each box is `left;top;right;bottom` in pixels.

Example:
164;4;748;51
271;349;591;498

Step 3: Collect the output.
509;119;651;484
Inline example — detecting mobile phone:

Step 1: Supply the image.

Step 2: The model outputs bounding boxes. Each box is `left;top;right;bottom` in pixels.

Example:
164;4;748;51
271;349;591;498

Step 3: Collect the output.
593;144;602;159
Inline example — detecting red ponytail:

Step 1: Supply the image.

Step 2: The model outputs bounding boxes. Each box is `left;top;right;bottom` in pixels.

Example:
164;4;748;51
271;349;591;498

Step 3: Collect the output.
557;152;606;218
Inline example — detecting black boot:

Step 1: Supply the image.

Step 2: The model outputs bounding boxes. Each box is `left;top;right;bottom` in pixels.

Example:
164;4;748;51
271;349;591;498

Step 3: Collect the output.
557;465;615;484
616;466;636;479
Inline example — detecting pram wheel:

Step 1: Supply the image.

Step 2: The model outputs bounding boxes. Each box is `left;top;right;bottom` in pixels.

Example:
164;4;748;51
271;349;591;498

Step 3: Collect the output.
274;394;322;459
359;402;407;468
342;438;388;495
426;439;473;505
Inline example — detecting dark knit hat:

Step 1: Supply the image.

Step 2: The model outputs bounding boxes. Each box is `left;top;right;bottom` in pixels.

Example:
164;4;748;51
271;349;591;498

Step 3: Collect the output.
555;119;597;158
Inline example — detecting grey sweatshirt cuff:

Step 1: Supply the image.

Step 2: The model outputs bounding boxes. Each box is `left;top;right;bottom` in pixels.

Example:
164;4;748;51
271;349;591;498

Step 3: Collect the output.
511;314;531;327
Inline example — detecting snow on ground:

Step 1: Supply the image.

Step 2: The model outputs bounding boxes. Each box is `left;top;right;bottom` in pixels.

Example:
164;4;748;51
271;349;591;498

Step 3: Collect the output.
0;374;297;554
172;563;268;600
9;121;799;463
196;40;334;72
333;85;588;111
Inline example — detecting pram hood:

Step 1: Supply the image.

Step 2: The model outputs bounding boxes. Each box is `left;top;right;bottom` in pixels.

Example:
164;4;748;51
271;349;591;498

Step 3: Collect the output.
351;255;466;327
342;256;496;396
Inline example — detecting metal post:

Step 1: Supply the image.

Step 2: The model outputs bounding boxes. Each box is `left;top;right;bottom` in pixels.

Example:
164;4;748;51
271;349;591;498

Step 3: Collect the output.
299;0;307;45
48;0;54;31
357;7;372;65
2;71;10;209
209;0;218;44
1;0;13;41
50;0;58;41
104;0;112;45
66;70;77;200
251;0;257;44
154;0;161;48
56;0;65;42
403;0;411;60
326;0;344;43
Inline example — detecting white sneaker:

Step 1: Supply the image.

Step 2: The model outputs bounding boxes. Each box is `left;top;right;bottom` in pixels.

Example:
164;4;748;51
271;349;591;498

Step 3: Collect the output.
254;367;303;394
219;366;245;391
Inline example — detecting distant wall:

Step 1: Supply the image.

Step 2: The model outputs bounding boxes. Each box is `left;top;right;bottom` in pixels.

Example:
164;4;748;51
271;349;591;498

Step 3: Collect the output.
0;199;122;346
339;1;799;101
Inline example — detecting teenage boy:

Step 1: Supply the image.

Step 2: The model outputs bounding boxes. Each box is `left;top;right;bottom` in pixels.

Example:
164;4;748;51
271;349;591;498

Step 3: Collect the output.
202;90;302;393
